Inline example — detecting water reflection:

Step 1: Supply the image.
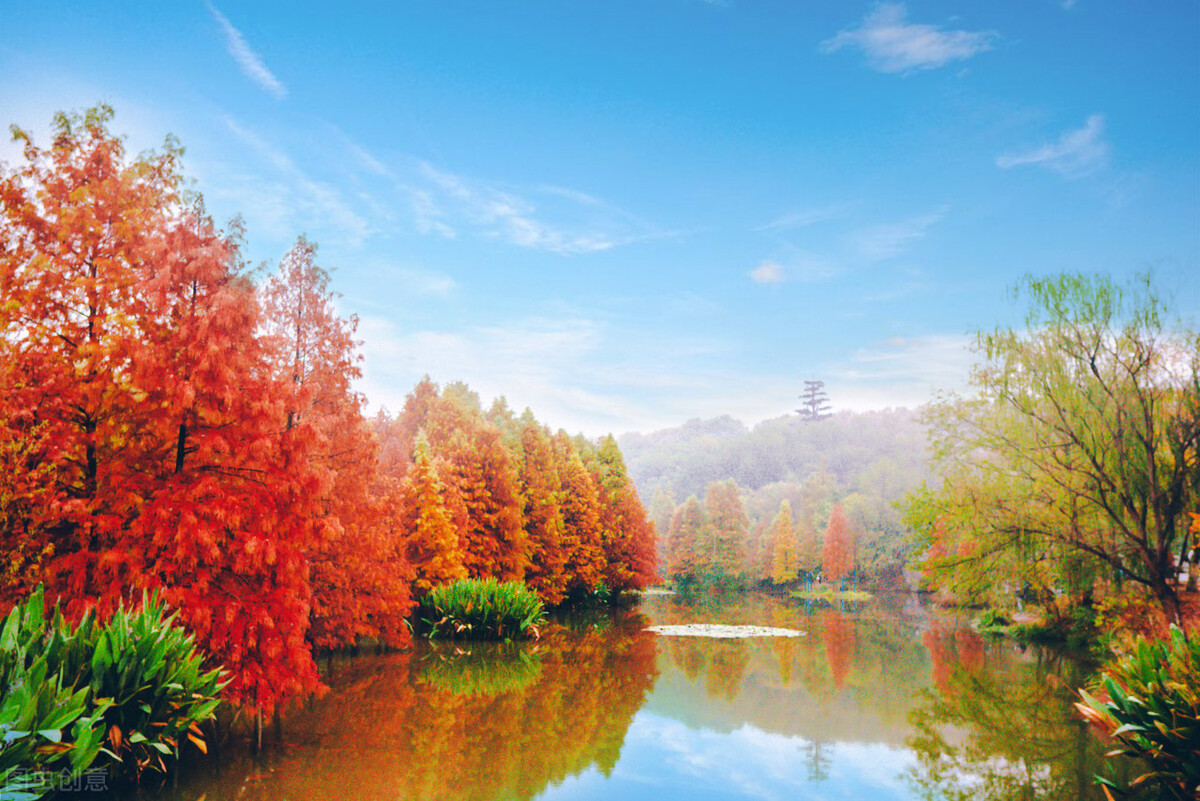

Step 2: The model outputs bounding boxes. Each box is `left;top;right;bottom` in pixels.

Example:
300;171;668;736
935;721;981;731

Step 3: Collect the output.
416;640;543;696
639;594;1119;801
118;594;1126;801
138;609;657;801
907;621;1122;801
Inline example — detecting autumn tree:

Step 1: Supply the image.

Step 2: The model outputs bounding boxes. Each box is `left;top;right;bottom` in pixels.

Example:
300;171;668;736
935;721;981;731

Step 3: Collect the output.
665;496;708;585
704;479;748;584
399;432;467;595
0;106;326;711
587;436;657;593
906;273;1199;623
0;105;187;606
796;471;834;581
260;238;412;649
768;500;799;585
517;413;568;605
552;431;606;597
822;503;852;586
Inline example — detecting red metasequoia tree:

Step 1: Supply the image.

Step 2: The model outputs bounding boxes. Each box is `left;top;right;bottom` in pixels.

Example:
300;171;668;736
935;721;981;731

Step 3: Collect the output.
0;106;323;711
822;502;853;585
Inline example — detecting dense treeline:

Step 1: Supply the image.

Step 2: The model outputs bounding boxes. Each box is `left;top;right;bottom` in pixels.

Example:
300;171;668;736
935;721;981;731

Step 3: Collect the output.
0;107;655;715
625;410;931;589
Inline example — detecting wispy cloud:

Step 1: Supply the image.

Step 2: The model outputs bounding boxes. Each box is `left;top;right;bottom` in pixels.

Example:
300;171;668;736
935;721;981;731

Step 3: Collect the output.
996;114;1110;178
821;3;997;74
756;201;854;232
411;162;657;255
831;333;974;391
749;260;785;284
205;2;287;99
849;207;947;261
356;313;650;433
218;115;369;246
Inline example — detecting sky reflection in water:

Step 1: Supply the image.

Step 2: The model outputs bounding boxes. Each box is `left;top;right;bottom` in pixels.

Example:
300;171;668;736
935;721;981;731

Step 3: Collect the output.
536;712;917;801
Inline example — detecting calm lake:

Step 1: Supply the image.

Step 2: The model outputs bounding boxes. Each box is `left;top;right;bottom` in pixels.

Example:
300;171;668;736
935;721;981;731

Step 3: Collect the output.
118;592;1121;801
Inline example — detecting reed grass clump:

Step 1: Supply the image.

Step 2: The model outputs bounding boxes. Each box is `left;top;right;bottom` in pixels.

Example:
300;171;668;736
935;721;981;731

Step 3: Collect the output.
417;579;545;640
0;586;225;796
1075;625;1200;800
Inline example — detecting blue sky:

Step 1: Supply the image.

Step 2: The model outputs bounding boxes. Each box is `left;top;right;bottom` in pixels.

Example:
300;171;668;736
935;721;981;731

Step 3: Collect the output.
2;1;1197;435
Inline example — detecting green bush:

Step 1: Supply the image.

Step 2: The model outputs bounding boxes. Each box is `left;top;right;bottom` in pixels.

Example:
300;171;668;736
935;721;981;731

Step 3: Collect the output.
0;586;226;789
417;579;545;640
1075;625;1200;800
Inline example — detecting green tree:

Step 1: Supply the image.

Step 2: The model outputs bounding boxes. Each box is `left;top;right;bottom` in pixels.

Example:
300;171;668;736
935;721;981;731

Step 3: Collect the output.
907;273;1199;622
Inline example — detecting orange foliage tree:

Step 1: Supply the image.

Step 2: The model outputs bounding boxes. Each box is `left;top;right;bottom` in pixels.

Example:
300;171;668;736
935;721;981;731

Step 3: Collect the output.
768;500;799;585
0;106;322;711
552;431;606;597
517;414;568;605
261;238;412;649
822;502;853;586
399;433;467;595
587;436;657;593
665;496;708;583
1;106;662;717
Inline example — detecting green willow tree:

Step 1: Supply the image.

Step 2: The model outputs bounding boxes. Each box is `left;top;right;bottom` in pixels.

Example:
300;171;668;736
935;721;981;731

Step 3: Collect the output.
906;273;1199;624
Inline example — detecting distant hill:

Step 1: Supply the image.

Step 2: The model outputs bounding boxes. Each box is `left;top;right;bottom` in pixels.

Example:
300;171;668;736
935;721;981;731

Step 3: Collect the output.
619;408;930;503
618;408;933;586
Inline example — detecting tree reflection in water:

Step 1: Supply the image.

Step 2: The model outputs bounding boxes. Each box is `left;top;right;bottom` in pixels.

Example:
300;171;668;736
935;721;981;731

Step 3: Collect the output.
907;621;1131;801
164;609;658;801
147;596;1143;801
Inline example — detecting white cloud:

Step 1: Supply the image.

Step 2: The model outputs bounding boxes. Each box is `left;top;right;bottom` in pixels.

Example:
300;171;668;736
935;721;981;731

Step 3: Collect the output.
829;334;975;401
750;260;786;284
205;2;287;99
356;314;644;433
995;114;1110;178
821;4;997;74
411;162;655;255
849;208;947;262
217;115;369;247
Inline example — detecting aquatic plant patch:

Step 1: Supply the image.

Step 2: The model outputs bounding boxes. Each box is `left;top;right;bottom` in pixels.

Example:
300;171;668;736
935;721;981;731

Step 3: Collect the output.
0;586;226;790
644;624;805;638
417;578;546;640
